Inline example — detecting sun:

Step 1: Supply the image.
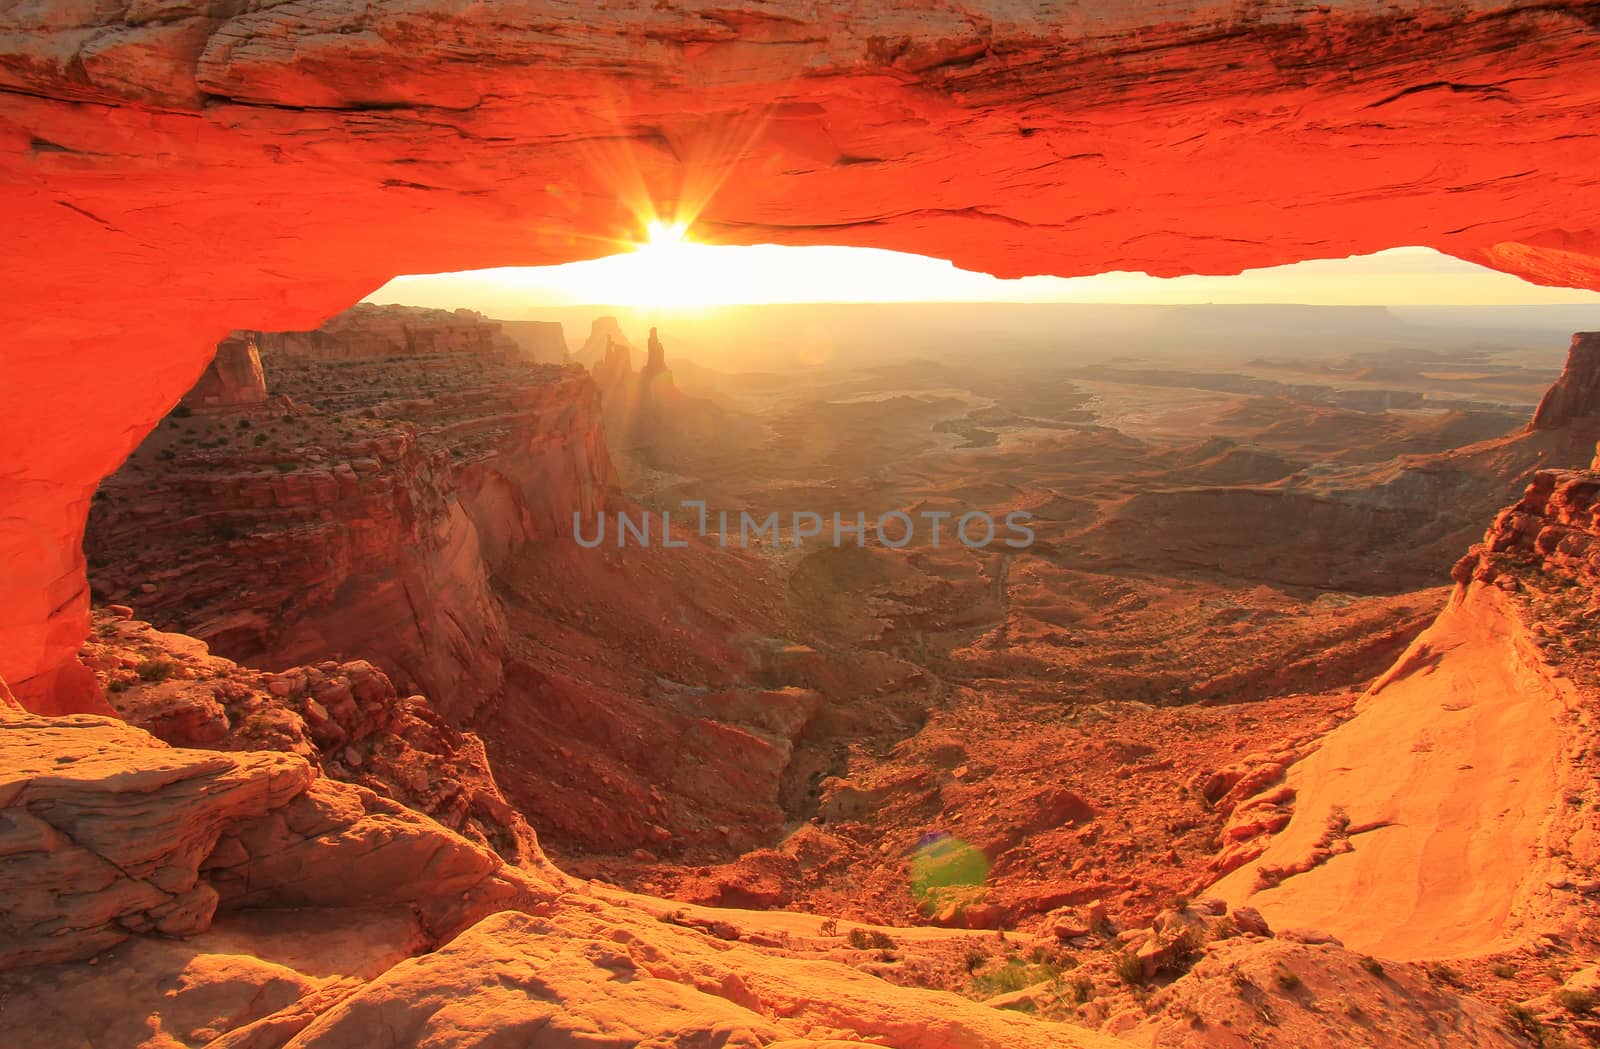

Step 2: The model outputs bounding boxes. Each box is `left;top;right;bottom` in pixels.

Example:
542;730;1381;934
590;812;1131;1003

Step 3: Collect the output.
617;219;717;309
643;220;689;248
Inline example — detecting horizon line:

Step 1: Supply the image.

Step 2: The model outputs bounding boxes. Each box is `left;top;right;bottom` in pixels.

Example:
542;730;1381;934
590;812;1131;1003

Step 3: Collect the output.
475;300;1600;312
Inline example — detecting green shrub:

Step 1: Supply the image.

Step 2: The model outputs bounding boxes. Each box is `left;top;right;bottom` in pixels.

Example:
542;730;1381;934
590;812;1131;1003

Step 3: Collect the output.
970;957;1062;998
135;657;177;683
846;928;896;951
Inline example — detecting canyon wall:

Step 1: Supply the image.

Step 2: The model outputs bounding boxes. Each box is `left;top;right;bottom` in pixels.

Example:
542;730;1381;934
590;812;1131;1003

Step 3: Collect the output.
85;306;836;858
1531;331;1600;431
497;319;569;364
255;303;519;360
1206;439;1600;958
85;306;612;721
1082;333;1600;593
6;1;1600;707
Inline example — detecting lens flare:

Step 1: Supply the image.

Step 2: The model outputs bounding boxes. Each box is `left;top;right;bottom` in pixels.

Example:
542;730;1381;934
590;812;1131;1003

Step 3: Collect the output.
909;832;989;918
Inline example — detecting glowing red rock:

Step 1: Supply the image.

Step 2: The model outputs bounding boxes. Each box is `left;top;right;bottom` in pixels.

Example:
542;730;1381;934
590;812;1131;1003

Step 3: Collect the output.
3;1;1600;707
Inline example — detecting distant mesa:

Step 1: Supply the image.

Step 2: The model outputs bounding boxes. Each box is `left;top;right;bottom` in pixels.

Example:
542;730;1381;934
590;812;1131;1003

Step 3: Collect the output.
575;316;631;369
496;319;568;364
1529;331;1600;430
257;303;519;360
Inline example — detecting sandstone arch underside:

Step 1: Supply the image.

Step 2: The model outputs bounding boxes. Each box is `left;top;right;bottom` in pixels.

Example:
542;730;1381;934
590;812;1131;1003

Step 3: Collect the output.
3;0;1600;708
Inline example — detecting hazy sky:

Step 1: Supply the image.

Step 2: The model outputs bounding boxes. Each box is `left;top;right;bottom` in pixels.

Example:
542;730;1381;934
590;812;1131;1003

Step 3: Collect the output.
367;241;1600;315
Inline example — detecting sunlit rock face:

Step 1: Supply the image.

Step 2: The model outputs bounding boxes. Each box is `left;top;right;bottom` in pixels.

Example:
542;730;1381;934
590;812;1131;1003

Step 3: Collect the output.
5;1;1600;708
84;306;612;719
1531;332;1600;431
182;335;266;409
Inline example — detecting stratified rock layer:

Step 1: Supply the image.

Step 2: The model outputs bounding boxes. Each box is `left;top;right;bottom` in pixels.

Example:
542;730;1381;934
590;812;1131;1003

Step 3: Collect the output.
255;304;518;360
1530;332;1600;430
85;305;612;718
183;334;267;409
6;1;1600;706
0;707;551;970
0;686;1130;1049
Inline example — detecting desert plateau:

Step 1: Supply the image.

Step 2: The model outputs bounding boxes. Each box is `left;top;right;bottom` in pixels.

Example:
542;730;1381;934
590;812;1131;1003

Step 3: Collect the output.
8;2;1600;1048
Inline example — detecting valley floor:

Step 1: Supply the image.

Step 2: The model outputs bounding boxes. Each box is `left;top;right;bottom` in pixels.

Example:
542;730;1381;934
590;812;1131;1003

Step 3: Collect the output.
38;314;1600;1045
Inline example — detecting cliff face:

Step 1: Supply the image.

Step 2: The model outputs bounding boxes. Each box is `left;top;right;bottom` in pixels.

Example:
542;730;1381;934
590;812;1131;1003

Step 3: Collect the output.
1453;456;1600;589
256;303;519;359
497;319;569;364
182;334;266;409
85;306;612;721
1205;447;1600;962
85;306;832;857
1530;332;1600;431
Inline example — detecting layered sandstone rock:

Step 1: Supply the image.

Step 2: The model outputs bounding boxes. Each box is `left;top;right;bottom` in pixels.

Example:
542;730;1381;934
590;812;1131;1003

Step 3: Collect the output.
256;304;518;360
87;410;512;720
0;641;1127;1049
1530;332;1600;431
182;334;267;409
85;305;612;719
79;608;545;864
1208;459;1600;961
7;1;1600;707
0;707;552;971
84;310;831;857
1455;464;1600;584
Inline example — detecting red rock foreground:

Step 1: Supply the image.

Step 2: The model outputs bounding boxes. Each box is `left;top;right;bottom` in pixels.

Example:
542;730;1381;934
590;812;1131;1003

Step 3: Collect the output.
12;565;1576;1049
7;1;1600;706
4;698;1136;1048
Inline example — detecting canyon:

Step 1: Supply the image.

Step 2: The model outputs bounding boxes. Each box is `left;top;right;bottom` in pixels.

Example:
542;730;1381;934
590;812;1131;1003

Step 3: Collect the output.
7;0;1600;710
11;294;1591;1044
84;305;835;860
9;3;1600;1047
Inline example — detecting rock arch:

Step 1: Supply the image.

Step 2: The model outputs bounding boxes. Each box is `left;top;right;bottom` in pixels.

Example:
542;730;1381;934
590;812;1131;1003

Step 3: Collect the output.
4;0;1600;708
